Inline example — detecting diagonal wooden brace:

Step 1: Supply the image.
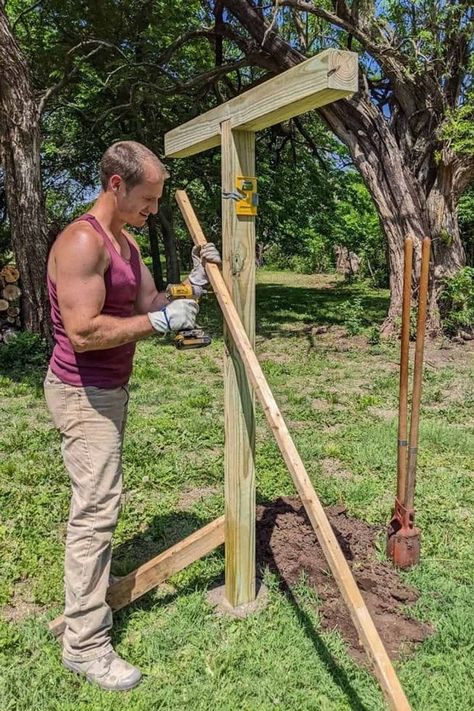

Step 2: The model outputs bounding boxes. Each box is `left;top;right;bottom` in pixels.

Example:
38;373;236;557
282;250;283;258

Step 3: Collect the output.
49;515;225;638
175;189;411;711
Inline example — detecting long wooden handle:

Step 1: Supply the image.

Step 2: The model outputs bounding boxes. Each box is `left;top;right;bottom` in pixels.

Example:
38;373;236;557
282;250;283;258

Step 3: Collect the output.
176;190;411;711
405;237;431;510
397;238;413;502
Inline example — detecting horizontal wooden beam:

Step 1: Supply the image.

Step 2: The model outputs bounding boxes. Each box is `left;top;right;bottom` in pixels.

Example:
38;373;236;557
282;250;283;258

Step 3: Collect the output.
49;515;225;638
165;49;357;158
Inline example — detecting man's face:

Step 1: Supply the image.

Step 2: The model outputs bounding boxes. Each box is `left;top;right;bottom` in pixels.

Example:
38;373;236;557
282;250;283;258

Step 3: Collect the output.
110;163;165;227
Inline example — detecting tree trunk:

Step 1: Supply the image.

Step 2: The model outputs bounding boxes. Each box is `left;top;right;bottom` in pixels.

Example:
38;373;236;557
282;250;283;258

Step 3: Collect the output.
319;96;466;336
158;204;180;284
147;214;165;291
0;9;51;342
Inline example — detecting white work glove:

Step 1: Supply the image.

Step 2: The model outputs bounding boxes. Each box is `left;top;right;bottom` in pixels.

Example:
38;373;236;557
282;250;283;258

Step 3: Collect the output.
148;299;199;334
189;283;206;299
188;243;222;288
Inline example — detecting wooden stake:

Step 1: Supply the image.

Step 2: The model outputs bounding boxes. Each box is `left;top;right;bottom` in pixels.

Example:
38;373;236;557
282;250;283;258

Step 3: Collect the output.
221;122;256;608
176;190;411;711
49;515;225;638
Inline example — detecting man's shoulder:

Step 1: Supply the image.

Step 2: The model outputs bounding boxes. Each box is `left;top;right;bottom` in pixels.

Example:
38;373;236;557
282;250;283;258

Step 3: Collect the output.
54;220;105;257
50;221;109;279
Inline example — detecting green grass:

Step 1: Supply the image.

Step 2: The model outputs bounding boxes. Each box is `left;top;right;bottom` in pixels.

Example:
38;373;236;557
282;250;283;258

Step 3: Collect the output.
0;272;473;710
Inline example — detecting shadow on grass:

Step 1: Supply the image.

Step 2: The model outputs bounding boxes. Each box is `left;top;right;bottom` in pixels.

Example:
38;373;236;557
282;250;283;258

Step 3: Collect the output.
201;280;389;342
110;510;218;577
110;509;224;642
110;507;369;710
0;359;49;394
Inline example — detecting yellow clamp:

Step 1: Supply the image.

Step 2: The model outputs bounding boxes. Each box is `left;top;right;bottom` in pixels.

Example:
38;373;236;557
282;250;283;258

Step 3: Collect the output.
222;176;258;216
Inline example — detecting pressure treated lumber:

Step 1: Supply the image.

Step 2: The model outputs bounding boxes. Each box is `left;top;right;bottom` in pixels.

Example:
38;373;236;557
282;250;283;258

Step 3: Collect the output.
221;123;256;607
176;190;411;711
165;49;357;158
49;515;225;638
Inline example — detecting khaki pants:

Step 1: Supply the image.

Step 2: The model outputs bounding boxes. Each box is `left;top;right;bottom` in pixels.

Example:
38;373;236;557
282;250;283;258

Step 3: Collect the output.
44;367;129;661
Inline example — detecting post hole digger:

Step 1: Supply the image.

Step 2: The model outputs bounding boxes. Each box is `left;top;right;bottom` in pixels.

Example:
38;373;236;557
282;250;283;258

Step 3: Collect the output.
387;236;431;569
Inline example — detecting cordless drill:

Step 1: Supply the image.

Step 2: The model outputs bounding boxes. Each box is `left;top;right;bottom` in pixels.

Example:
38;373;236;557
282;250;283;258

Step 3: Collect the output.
165;283;212;350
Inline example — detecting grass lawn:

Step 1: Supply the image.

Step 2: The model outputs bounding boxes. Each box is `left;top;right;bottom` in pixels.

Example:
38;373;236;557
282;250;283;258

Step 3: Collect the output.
0;271;473;710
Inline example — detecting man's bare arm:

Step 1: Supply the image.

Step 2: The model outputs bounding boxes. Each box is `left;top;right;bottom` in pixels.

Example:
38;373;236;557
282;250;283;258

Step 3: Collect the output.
134;259;169;314
54;226;155;352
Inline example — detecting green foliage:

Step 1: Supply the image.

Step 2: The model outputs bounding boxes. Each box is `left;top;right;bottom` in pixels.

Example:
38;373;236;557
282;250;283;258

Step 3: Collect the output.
332;174;387;287
0;333;49;380
367;325;381;345
339;295;366;335
439;267;474;334
263;232;332;274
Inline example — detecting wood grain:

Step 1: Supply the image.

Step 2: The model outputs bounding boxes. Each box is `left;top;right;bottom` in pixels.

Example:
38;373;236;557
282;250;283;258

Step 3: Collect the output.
165;49;357;158
221;123;256;607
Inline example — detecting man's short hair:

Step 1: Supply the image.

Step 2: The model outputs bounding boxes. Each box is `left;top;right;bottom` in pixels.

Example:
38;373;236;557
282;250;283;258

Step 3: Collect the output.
99;141;169;190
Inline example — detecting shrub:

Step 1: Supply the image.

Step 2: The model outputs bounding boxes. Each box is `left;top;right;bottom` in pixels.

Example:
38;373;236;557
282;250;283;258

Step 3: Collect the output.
439;267;474;335
340;295;366;335
0;331;49;377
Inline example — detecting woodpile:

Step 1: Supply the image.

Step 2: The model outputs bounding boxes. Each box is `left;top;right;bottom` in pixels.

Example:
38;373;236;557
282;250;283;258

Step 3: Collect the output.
0;264;21;343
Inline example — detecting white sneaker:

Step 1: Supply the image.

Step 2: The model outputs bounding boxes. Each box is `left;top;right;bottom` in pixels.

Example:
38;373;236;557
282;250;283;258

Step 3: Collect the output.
63;650;142;691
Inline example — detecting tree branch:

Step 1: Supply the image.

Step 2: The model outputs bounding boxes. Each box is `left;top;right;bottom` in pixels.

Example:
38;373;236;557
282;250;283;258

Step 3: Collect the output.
293;116;329;170
12;0;43;31
38;40;128;115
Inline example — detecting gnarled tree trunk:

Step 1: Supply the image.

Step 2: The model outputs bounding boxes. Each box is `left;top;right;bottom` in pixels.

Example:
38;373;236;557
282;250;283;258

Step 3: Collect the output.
319;95;465;335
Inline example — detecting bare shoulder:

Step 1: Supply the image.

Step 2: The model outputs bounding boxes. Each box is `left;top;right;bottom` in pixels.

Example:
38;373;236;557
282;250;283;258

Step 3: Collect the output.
54;221;104;255
49;221;108;278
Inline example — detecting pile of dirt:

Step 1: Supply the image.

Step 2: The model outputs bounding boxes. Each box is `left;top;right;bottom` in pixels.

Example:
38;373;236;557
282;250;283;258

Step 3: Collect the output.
256;497;432;662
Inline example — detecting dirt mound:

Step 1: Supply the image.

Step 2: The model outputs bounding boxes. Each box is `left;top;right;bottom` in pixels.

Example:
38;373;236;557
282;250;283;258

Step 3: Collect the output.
256;497;432;662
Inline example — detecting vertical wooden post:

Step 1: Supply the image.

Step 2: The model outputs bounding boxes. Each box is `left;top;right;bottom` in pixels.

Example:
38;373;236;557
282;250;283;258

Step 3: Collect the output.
221;120;256;607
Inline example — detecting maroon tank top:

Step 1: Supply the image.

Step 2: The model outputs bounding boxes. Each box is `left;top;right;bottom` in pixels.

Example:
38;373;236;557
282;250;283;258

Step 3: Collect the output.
47;213;141;388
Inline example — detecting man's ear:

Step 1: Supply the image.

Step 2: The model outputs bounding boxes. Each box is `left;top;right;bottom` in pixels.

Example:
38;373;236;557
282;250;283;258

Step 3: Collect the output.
109;174;122;193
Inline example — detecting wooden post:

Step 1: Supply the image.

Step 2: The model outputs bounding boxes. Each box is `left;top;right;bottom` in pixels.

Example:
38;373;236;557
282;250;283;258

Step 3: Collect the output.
221;121;256;607
175;191;412;711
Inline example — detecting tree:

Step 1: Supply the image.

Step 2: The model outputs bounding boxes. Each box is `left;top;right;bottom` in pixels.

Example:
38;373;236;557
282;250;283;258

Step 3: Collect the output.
8;0;230;291
0;6;51;340
0;1;129;339
213;0;474;334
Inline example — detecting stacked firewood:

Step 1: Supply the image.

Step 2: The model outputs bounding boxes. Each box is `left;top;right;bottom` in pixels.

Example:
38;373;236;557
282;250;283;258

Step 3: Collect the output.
0;264;21;343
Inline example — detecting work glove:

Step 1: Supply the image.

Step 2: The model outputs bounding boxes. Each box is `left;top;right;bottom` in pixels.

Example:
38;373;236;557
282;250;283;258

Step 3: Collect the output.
148;299;199;334
188;243;222;288
189;283;206;299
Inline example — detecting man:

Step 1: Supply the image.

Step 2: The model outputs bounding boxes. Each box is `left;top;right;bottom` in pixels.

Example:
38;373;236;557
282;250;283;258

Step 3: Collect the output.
44;141;221;691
